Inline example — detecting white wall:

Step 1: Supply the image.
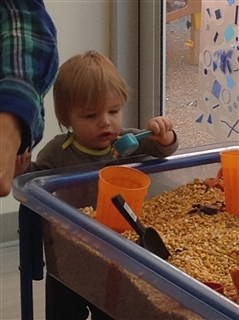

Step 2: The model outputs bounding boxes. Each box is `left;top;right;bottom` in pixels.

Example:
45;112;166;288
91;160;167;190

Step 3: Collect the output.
0;0;110;215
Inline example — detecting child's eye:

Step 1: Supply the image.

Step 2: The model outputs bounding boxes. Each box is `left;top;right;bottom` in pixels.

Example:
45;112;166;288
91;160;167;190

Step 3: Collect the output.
85;113;96;119
109;109;119;114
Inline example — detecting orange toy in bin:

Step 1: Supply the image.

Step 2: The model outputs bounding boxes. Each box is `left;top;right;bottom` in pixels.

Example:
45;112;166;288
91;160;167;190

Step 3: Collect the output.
96;166;150;232
203;282;224;294
220;150;239;215
230;269;239;295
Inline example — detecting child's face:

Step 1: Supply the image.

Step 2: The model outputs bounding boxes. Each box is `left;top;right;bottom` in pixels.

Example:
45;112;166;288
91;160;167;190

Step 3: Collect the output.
69;92;123;150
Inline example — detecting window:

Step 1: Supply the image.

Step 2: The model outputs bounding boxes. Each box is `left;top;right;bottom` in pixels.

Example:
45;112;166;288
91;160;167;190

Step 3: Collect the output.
112;0;239;149
165;0;239;147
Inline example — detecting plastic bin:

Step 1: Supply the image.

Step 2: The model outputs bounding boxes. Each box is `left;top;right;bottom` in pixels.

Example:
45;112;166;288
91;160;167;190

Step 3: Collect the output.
13;142;239;320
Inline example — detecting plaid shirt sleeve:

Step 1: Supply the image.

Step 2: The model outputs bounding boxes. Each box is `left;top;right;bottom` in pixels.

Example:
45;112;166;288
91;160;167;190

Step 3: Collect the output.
0;0;59;153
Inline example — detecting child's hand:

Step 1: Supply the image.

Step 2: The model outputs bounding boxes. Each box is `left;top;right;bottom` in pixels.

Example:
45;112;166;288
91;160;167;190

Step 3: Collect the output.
146;116;175;146
14;148;32;177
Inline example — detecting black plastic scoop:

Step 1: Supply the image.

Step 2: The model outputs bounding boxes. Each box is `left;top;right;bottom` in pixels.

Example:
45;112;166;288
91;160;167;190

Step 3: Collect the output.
112;194;170;260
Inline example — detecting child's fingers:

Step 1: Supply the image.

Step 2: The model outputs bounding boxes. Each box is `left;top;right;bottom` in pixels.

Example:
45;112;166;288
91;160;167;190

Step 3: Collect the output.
149;118;173;136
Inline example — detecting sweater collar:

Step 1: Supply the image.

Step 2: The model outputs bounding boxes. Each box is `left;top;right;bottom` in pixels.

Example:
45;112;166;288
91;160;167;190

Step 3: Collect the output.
62;132;112;156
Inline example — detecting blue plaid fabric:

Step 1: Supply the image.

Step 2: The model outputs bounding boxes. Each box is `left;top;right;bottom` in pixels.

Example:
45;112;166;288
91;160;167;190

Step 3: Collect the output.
0;0;59;153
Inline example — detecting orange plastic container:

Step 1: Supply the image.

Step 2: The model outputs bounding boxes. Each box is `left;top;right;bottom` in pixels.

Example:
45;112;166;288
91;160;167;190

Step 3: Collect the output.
95;166;150;232
220;150;239;215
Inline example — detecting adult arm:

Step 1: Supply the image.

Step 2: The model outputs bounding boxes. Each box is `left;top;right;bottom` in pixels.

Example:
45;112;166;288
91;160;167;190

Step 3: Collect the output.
0;0;59;196
0;113;21;195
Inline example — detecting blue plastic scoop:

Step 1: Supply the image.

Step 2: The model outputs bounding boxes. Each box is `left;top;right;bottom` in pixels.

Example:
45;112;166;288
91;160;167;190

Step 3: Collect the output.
113;130;152;156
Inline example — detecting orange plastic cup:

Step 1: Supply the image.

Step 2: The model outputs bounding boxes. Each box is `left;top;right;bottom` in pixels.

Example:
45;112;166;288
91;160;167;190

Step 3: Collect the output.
95;166;151;232
220;150;239;215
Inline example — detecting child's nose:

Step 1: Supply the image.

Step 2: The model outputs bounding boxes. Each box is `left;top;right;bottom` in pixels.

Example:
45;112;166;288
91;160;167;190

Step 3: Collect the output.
99;114;111;127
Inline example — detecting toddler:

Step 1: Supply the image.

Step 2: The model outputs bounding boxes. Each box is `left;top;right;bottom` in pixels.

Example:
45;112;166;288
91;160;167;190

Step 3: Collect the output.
16;51;178;320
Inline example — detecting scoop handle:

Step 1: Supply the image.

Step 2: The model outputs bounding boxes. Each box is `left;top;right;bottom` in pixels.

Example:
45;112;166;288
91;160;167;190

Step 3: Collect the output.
112;194;145;236
135;130;152;141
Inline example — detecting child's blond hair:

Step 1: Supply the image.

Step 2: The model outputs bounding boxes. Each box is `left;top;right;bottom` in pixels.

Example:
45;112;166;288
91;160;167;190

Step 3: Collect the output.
53;51;128;130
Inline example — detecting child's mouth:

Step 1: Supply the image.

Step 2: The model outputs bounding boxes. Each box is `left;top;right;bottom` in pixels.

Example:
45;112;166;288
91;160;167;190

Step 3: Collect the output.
99;132;115;141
